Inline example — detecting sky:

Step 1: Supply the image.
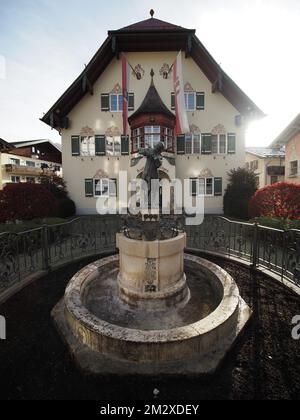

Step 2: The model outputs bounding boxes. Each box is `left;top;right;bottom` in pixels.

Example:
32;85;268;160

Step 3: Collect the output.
0;0;299;147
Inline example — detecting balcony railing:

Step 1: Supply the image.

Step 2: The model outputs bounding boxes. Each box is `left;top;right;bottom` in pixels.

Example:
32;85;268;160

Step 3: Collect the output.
4;164;56;177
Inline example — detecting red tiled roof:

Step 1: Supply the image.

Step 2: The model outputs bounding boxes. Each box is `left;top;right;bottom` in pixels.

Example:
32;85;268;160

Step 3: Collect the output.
120;18;188;32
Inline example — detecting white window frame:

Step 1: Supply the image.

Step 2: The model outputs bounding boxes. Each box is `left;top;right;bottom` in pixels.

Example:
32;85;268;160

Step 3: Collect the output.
10;158;20;166
80;136;95;156
26;161;35;167
94;178;117;197
184;91;196;111
11;176;21;183
106;136;121;156
185;133;201;154
211;134;227;154
190;177;214;197
109;93;123;113
144;126;161;148
290;160;298;176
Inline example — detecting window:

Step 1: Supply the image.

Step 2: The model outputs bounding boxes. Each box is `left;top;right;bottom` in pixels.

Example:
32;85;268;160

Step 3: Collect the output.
184;92;196;111
211;134;227;154
11;176;20;183
132;128;142;152
26;161;35;167
290;161;298;176
270;176;278;185
26;177;35;183
10;158;20;166
144;126;161;148
227;133;236;154
185;134;201;154
94;178;117;197
80;136;95;156
250;160;259;171
164;127;173;151
110;94;123;112
190;178;214;196
106;136;121;156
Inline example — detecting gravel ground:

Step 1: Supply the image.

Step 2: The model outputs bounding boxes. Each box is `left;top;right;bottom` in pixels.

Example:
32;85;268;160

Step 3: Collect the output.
0;254;299;400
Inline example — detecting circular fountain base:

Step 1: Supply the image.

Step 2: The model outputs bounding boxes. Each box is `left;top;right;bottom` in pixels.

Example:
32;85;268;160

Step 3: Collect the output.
52;254;252;374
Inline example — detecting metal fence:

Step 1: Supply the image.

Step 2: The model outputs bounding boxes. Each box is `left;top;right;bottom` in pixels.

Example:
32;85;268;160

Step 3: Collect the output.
0;215;299;296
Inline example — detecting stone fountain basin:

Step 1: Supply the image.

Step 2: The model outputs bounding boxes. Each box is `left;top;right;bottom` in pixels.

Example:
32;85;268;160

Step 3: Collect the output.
60;254;251;365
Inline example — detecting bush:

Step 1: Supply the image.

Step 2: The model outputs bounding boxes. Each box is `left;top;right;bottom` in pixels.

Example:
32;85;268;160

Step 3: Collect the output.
224;168;257;220
0;183;58;223
251;216;300;231
249;182;300;220
57;198;76;218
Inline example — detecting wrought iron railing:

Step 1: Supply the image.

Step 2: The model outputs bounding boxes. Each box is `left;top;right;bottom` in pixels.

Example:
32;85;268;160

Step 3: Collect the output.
0;215;299;296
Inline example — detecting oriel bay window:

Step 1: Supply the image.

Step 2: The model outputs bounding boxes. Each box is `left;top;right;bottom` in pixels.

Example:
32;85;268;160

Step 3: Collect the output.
131;126;174;153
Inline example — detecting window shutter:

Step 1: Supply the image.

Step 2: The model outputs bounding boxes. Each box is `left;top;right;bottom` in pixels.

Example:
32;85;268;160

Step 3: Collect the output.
214;178;223;196
171;92;175;110
85;179;93;197
71;136;80;156
128;93;134;111
101;94;110;111
95;135;106;156
201;134;212;154
227;134;236;154
191;178;197;197
121;135;129;155
196;92;205;110
176;135;185;154
109;179;117;197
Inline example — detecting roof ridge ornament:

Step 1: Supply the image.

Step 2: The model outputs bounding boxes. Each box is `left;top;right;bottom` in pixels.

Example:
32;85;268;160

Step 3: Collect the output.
150;9;155;18
150;68;155;85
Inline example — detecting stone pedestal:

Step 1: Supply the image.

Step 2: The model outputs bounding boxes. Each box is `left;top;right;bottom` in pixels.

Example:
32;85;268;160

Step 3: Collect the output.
116;233;190;310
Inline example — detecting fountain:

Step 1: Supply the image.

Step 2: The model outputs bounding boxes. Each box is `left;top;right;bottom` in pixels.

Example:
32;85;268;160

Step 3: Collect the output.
52;144;251;375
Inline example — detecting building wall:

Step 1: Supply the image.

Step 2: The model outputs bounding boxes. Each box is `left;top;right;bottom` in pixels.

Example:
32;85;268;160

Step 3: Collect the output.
0;152;62;189
245;153;285;188
61;51;246;215
285;133;300;183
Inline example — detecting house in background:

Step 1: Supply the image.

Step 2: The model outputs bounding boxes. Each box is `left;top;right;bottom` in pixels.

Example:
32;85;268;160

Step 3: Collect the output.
0;139;62;189
41;12;263;215
271;113;300;184
246;147;285;188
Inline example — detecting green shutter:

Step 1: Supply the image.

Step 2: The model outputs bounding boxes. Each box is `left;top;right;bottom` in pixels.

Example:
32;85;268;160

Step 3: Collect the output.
177;135;185;154
171;92;175;110
71;136;80;156
121;135;129;155
191;178;197;197
228;134;236;154
201;134;212;154
85;179;93;197
128;93;134;111
214;178;223;196
196;92;205;110
101;94;110;111
95;135;106;156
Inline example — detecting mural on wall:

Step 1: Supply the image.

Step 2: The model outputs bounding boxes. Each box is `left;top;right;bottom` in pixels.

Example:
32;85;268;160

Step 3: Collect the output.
159;63;172;79
211;124;226;135
189;124;201;134
199;168;214;178
184;82;195;92
110;83;122;94
132;64;145;80
93;169;109;179
105;126;121;137
80;126;95;137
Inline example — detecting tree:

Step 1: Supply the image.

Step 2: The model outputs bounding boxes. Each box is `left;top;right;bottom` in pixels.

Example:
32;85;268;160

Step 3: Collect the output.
249;182;300;220
39;174;76;218
224;167;257;220
0;183;58;223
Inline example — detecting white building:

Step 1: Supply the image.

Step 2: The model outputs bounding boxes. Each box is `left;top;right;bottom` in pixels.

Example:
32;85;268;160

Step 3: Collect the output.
41;12;263;215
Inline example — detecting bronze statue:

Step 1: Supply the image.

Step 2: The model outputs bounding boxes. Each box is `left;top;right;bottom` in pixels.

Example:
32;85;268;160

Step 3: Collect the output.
138;142;165;207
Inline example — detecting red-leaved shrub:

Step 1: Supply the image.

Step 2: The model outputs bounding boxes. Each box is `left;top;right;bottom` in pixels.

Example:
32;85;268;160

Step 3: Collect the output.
0;183;58;223
249;182;300;220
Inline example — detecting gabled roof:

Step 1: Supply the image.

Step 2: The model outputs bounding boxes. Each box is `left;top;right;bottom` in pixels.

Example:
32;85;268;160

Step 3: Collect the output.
41;13;264;130
0;138;14;150
11;139;62;153
271;113;300;147
117;17;191;33
128;76;175;123
246;147;285;159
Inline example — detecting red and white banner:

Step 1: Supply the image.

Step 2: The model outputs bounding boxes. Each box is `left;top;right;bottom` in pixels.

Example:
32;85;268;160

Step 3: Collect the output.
121;53;131;136
173;52;190;135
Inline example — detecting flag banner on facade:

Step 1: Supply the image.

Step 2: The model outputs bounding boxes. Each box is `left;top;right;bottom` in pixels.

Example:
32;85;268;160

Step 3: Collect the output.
121;53;131;136
173;51;190;135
